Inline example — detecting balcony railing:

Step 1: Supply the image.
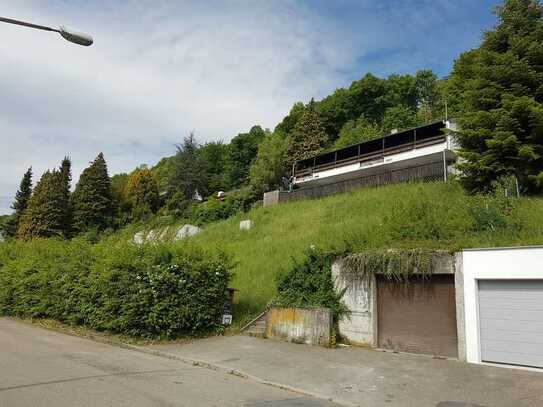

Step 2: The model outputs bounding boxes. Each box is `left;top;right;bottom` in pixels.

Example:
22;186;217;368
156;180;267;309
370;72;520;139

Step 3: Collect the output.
294;134;446;179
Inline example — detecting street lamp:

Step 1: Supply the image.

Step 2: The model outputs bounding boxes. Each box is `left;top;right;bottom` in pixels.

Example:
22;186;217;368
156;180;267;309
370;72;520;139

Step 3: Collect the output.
0;16;93;46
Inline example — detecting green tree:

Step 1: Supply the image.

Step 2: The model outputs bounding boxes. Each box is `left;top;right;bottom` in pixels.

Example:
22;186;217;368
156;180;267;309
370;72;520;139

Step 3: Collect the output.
110;173;131;224
347;73;388;123
18;170;68;239
316;88;352;140
4;167;33;237
168;133;208;205
274;102;306;137
334;116;382;149
199;141;229;193
414;69;443;123
71;153;113;232
250;132;289;193
287;100;330;163
448;0;543;192
226;125;266;187
381;105;419;133
125;168;160;221
59;157;73;236
380;74;418;110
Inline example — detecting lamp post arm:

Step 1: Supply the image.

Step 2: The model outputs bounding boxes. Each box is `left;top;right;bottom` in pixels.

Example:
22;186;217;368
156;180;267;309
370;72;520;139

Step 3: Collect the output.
0;16;59;33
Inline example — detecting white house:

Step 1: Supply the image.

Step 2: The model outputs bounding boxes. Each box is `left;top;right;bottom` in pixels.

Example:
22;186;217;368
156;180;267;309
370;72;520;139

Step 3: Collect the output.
293;119;459;189
263;120;459;207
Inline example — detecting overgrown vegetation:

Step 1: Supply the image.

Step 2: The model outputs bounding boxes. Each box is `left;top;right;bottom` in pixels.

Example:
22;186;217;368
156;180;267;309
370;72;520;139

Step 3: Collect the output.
274;248;347;320
342;249;438;282
0;238;231;338
151;181;543;325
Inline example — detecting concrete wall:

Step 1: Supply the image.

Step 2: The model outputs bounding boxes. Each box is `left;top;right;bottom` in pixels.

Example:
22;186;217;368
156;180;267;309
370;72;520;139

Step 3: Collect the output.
263;190;280;207
265;307;332;347
460;246;543;365
332;260;377;346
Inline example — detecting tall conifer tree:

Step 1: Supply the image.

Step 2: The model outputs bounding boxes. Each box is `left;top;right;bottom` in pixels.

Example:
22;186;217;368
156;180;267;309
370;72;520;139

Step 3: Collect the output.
5;167;33;237
71;153;113;232
449;0;543;192
18;170;67;239
286;100;330;163
59;157;73;235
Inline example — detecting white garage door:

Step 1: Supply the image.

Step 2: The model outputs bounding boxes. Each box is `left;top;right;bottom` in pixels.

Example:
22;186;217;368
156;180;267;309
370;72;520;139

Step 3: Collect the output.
478;280;543;368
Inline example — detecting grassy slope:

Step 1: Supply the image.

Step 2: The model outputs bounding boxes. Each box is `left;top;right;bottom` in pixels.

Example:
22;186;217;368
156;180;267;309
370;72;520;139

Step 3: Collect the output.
125;182;543;325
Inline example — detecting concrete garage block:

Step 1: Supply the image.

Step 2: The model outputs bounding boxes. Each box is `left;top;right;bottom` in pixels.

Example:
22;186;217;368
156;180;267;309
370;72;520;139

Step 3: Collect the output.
239;220;254;231
175;224;201;240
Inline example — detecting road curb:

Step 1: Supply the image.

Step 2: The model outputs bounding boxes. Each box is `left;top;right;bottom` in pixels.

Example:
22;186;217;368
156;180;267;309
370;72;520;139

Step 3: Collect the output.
127;344;356;407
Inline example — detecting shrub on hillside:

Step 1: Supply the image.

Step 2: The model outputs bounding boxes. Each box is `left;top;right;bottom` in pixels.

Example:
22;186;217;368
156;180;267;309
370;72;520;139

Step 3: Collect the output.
189;188;257;225
469;176;519;232
0;239;231;338
385;184;473;241
274;248;346;320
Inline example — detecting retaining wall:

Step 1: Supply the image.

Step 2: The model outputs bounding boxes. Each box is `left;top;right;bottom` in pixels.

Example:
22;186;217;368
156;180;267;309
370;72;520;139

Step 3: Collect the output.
265;307;332;347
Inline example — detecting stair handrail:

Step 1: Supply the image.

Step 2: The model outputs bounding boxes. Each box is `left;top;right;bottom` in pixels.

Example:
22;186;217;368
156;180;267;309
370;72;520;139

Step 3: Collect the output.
239;307;269;333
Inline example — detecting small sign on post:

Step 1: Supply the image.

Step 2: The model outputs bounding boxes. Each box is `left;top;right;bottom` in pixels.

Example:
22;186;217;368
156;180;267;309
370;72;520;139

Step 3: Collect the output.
222;298;233;326
222;313;233;325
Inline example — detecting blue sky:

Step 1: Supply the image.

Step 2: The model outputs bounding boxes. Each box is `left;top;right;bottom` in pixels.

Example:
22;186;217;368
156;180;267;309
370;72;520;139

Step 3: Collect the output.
0;0;500;214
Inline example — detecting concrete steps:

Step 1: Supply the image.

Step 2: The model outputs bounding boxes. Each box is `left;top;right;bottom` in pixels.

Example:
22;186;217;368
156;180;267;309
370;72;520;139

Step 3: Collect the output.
240;310;268;337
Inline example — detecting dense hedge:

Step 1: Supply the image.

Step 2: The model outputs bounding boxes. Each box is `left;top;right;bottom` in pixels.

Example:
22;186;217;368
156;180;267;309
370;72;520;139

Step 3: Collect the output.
0;238;231;338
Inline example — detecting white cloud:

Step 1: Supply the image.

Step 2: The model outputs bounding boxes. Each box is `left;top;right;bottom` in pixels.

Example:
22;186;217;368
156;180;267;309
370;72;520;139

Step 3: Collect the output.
0;0;358;213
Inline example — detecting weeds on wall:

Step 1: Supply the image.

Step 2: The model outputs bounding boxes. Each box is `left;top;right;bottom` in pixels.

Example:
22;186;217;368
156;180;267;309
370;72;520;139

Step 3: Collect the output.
342;248;438;282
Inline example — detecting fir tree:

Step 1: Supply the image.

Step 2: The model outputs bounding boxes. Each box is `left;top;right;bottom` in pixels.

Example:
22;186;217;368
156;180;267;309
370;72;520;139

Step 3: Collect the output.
168;133;207;201
449;0;543;192
286;100;330;163
18;170;67;239
59;156;73;235
5;167;33;237
71;153;113;232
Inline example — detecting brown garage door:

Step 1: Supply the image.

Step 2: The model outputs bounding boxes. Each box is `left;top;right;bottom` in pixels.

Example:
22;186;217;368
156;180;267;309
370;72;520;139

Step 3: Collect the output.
377;274;458;357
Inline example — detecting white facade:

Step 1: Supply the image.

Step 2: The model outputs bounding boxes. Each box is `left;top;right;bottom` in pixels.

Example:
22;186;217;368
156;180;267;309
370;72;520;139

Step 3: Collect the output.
460;246;543;367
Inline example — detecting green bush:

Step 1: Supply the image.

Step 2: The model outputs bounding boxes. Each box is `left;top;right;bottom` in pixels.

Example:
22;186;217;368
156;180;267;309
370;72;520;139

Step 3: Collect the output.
190;188;257;225
0;238;231;338
274;248;346;320
469;176;519;232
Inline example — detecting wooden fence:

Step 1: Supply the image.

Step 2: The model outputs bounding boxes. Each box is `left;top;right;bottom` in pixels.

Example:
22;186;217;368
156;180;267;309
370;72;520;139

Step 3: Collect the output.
278;161;446;204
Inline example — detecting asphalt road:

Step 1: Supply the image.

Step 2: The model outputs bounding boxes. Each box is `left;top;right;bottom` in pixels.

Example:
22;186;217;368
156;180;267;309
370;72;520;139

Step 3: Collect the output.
0;318;337;407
